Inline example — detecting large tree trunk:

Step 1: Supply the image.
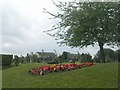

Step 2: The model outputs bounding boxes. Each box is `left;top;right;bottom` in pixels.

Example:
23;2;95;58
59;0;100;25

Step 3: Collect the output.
98;40;105;63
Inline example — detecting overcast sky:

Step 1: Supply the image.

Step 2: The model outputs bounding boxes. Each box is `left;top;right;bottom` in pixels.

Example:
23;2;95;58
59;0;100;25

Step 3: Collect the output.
1;0;118;57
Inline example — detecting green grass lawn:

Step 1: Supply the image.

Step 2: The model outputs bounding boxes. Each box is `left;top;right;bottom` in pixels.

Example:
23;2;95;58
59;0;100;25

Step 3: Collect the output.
2;63;118;88
0;68;2;89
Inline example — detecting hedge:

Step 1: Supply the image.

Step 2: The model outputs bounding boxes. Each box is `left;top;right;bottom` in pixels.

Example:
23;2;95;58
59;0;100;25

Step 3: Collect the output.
0;54;1;65
0;54;13;66
47;61;58;64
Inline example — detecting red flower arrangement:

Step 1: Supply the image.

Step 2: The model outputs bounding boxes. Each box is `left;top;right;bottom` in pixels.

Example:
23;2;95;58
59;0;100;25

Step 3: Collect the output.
28;62;95;75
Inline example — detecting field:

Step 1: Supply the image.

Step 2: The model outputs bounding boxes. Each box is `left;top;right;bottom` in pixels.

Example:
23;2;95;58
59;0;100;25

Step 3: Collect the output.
0;68;2;89
2;63;118;88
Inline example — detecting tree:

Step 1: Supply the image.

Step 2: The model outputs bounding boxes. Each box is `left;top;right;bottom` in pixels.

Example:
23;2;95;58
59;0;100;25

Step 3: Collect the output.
29;52;37;62
115;49;120;62
14;55;19;66
44;1;119;63
26;53;30;63
94;48;117;63
58;55;63;63
61;51;68;62
20;55;25;63
77;51;81;62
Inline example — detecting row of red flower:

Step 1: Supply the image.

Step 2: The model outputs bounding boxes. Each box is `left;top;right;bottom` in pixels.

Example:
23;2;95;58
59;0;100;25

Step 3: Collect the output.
28;62;95;75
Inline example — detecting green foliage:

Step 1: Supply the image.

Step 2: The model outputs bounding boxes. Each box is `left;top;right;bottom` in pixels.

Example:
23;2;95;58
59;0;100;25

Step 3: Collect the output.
77;52;80;60
19;55;25;63
81;53;92;63
26;53;30;63
59;51;68;62
58;56;64;63
94;48;117;62
29;53;38;63
45;2;119;47
14;55;19;66
115;49;120;62
44;2;119;63
0;55;1;66
1;54;13;66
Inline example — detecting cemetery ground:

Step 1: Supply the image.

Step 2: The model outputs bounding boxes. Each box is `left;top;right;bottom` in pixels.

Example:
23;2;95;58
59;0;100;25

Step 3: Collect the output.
2;63;118;88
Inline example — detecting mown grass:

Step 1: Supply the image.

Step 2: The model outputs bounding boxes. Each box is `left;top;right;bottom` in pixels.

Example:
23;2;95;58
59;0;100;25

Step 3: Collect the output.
0;69;2;89
2;63;118;88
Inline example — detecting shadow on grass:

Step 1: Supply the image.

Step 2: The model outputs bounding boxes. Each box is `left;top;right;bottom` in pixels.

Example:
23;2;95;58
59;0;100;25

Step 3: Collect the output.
2;65;18;70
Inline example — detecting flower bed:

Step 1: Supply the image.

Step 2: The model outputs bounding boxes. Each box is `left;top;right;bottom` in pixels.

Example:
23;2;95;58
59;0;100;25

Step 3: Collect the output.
28;62;95;75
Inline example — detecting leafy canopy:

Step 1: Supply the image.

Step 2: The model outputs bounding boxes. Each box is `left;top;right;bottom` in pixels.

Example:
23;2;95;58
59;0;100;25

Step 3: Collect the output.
44;2;119;48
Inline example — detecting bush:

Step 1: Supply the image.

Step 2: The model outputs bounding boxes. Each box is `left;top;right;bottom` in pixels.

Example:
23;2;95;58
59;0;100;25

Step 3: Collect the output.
80;53;92;63
0;55;2;66
47;61;58;64
1;54;13;66
14;55;19;66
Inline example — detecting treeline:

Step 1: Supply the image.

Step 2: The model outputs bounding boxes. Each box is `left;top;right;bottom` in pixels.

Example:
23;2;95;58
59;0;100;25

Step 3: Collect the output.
94;48;119;63
1;48;119;67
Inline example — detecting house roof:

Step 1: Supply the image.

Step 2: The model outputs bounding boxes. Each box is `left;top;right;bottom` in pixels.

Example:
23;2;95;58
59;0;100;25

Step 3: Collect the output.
36;52;57;57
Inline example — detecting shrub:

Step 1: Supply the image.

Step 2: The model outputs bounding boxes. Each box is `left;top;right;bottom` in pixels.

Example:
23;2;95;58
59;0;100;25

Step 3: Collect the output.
1;54;13;66
47;61;58;64
14;55;19;66
0;55;2;66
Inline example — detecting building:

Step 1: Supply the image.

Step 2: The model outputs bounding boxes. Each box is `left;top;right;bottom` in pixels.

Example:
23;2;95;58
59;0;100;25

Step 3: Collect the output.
36;52;57;62
67;53;79;59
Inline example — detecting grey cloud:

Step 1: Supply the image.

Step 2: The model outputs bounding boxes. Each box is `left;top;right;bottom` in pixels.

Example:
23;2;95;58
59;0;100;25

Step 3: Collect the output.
1;0;100;57
2;7;31;38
